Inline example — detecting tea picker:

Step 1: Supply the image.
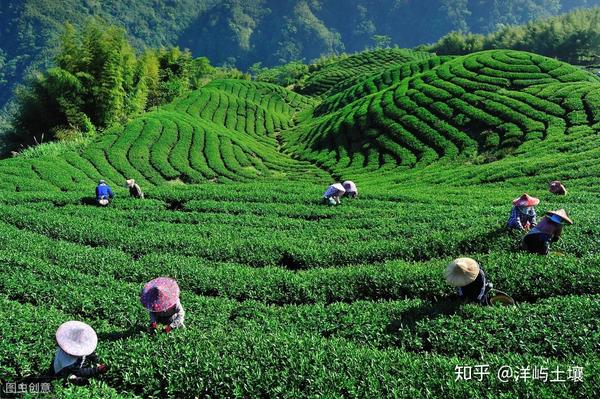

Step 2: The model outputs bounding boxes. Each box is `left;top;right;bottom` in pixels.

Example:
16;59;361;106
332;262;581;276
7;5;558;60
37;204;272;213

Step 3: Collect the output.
549;180;567;195
522;209;573;255
444;258;515;306
141;277;186;333
95;179;114;206
125;179;144;199
506;193;538;231
323;183;346;205
52;321;108;385
342;180;358;198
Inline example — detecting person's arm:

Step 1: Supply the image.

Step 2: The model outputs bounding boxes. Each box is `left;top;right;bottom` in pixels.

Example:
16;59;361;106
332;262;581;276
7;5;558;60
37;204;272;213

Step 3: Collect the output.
87;353;99;363
169;302;186;328
71;363;103;377
108;186;114;198
530;209;537;227
552;225;563;242
95;186;100;198
508;207;523;230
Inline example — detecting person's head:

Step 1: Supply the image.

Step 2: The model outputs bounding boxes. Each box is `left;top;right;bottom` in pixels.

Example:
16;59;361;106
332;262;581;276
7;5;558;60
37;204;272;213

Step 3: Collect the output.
98;179;105;185
125;179;135;188
140;277;180;313
55;321;98;357
445;258;480;287
546;209;573;226
549;180;566;194
512;193;539;209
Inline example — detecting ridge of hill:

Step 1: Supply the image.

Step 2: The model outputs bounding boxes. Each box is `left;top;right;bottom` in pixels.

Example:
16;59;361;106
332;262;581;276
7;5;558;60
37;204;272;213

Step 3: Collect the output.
2;0;600;114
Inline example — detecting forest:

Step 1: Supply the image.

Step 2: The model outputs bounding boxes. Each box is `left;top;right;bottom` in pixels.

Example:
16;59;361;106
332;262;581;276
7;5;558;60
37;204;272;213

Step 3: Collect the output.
2;0;600;113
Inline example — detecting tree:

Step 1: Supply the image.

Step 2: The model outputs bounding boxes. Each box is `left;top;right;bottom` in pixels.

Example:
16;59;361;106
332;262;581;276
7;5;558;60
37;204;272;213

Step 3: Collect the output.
372;35;392;49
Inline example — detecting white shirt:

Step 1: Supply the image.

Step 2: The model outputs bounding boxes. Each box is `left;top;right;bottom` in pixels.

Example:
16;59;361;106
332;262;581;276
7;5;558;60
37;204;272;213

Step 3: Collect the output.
323;183;345;198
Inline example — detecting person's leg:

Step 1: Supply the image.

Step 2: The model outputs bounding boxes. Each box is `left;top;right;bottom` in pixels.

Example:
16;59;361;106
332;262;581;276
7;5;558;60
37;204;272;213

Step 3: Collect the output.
523;234;544;254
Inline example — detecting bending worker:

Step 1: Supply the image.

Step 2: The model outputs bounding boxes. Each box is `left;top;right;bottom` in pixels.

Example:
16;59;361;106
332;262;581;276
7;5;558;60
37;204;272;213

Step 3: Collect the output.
507;193;538;231
445;257;491;305
522;209;573;255
141;277;185;333
95;179;114;206
52;321;108;385
126;179;144;199
323;183;346;205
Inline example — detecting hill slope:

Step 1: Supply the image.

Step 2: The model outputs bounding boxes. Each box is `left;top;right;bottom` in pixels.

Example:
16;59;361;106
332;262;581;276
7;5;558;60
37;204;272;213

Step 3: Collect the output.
0;80;327;192
0;49;599;398
285;50;600;186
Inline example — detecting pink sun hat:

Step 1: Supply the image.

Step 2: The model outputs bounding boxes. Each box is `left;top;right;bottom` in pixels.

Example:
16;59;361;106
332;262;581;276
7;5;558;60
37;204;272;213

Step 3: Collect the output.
140;277;180;312
512;193;540;207
56;321;98;357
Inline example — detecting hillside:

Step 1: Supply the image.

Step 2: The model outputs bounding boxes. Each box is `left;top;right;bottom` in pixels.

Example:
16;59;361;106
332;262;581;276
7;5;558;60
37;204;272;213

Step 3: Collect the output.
2;0;600;113
286;50;600;185
0;49;599;398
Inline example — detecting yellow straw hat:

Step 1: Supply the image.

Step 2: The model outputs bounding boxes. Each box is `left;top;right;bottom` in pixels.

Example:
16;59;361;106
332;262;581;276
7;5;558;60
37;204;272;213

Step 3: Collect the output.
445;258;480;287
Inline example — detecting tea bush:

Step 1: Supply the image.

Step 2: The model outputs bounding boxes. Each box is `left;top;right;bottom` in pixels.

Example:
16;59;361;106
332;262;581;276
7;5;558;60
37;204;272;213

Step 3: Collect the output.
0;48;598;398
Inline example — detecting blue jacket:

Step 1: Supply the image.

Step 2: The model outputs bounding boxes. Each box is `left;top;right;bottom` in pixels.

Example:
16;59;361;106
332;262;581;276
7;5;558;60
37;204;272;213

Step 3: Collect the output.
96;183;114;199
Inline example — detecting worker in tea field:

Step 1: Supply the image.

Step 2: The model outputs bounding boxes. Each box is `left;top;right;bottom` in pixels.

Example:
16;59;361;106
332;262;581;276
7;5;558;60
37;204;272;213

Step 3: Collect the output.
323;182;346;205
52;321;108;385
445;258;492;305
522;209;573;255
549;180;567;195
342;180;358;198
95;179;114;206
141;277;185;333
125;179;144;199
506;193;538;231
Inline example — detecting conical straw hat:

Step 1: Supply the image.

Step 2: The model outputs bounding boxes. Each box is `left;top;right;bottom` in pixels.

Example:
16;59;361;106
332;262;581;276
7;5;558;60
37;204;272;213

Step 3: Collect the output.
445;258;480;287
512;193;540;207
547;209;573;225
140;277;180;312
56;321;98;357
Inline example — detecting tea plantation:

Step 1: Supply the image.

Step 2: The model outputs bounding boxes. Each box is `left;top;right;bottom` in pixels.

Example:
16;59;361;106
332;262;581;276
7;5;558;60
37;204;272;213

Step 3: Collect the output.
0;49;598;398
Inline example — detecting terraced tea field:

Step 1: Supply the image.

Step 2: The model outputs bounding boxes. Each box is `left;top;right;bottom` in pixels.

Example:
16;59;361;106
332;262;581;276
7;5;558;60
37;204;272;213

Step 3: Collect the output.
0;49;598;398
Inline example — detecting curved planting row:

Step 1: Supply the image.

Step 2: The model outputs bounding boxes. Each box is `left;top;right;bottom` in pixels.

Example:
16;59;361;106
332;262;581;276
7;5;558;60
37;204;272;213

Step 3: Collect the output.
299;48;433;96
0;80;327;191
286;50;600;177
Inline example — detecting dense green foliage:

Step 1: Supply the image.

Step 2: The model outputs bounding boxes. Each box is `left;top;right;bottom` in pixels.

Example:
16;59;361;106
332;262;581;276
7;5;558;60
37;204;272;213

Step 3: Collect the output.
0;48;599;397
286;50;600;176
1;0;599;114
10;20;248;145
424;7;600;65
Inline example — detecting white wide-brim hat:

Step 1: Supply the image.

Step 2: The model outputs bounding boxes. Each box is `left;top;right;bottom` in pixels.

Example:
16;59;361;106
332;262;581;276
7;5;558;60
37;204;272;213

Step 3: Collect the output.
332;183;345;192
56;321;98;357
